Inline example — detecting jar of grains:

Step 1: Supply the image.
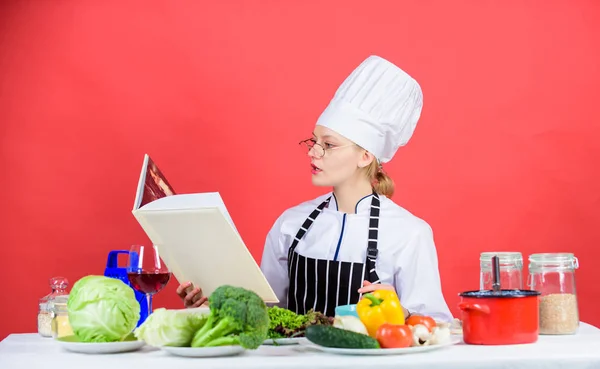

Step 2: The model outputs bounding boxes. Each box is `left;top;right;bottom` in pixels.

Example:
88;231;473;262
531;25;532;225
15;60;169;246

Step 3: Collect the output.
38;277;69;337
528;253;580;335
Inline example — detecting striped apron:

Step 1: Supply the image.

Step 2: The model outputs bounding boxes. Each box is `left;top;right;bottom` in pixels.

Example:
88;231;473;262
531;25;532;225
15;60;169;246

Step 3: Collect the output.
286;192;382;317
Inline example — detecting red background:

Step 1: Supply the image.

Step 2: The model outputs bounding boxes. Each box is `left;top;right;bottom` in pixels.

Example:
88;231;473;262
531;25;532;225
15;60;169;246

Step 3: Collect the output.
1;1;599;340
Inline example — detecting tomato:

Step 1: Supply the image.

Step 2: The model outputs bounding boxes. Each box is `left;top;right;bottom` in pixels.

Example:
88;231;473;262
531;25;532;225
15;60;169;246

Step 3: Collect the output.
376;323;413;348
406;315;437;332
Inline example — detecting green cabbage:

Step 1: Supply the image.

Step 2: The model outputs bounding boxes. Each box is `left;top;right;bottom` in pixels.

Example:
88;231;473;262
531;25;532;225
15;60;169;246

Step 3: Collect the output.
134;308;208;347
67;275;140;342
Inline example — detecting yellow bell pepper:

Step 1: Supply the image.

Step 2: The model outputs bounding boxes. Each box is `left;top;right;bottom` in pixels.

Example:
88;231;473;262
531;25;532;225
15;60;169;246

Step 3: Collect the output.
356;290;405;337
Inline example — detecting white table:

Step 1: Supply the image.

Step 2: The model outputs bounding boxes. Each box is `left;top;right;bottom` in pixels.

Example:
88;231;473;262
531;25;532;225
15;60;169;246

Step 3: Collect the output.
2;322;600;369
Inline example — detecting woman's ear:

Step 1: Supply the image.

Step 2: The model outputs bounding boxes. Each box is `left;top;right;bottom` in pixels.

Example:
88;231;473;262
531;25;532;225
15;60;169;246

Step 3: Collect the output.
357;150;375;169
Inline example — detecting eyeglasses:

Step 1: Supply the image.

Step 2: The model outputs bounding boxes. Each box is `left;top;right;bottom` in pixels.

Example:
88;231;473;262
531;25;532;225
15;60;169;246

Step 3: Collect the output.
299;138;355;159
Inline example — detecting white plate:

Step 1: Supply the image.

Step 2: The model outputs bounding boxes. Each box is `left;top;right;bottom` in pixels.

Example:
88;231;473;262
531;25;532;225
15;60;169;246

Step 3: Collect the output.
263;337;307;345
56;335;145;354
300;336;460;355
161;345;245;358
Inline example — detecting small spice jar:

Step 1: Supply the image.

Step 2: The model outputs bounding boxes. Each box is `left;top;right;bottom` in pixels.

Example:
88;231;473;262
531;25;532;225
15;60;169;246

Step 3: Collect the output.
480;252;524;290
38;277;69;337
37;301;53;337
50;295;73;339
528;253;580;335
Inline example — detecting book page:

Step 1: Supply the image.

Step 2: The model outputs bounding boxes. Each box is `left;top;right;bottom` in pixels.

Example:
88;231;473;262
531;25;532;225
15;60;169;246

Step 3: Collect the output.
138;192;239;235
132;207;278;303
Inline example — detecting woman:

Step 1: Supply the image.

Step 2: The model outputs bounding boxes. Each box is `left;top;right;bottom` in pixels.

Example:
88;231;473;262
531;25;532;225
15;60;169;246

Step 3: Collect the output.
177;55;453;322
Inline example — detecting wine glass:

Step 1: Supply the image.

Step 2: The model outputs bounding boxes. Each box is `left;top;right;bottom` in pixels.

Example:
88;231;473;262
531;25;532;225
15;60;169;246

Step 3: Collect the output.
127;244;171;315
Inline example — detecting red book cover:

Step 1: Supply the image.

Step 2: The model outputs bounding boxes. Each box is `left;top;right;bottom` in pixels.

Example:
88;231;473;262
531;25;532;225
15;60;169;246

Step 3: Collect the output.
133;154;176;210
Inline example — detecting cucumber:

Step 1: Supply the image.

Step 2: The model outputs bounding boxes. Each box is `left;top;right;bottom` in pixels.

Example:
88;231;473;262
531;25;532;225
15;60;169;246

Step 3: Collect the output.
305;325;380;349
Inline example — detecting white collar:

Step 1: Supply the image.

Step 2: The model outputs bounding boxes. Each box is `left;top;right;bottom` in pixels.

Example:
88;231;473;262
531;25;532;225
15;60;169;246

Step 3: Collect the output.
327;192;374;214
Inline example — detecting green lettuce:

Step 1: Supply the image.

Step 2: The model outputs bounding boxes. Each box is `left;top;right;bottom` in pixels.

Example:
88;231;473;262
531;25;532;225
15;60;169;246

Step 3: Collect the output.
67;275;140;342
267;306;309;338
134;308;208;347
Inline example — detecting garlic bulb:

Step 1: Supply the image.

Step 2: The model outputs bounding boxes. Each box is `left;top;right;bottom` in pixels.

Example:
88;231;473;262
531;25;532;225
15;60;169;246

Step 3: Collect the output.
411;324;432;346
333;315;369;335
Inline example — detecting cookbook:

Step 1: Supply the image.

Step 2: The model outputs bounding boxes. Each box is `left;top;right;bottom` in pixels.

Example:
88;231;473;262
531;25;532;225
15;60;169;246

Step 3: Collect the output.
131;154;279;303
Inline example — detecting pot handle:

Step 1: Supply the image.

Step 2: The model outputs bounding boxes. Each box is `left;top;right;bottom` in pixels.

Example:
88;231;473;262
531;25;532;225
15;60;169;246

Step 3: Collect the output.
458;302;490;314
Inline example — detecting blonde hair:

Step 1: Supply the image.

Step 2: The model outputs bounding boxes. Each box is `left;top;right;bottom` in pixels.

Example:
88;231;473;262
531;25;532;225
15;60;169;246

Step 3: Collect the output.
364;159;395;198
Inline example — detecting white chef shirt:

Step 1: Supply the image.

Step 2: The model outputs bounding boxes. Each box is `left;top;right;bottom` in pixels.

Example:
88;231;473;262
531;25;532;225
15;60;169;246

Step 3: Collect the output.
260;192;454;323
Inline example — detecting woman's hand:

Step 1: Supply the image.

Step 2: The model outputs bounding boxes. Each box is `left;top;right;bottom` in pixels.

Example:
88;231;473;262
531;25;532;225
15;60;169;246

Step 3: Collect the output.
357;280;395;293
358;280;411;318
176;281;208;308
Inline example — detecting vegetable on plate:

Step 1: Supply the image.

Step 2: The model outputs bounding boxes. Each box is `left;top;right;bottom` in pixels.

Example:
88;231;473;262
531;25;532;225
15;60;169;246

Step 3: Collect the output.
67;276;141;343
306;325;380;349
133;285;271;350
134;308;207;347
190;285;270;349
430;325;451;345
356;290;405;337
333;315;368;335
307;310;452;351
267;306;332;339
406;315;437;333
376;323;413;348
411;324;433;346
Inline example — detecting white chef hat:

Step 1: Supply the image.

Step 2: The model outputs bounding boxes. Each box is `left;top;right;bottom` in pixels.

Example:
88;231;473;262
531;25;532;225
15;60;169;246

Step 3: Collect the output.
316;55;423;163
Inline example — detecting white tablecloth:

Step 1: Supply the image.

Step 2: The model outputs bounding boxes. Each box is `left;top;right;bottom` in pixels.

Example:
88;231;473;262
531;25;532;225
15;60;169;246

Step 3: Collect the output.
2;322;600;369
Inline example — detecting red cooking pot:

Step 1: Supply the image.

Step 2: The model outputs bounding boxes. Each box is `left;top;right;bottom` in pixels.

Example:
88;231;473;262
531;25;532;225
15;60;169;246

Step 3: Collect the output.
458;289;541;345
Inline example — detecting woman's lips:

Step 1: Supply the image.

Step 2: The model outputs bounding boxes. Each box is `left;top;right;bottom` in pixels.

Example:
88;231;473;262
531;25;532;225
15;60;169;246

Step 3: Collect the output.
311;163;322;175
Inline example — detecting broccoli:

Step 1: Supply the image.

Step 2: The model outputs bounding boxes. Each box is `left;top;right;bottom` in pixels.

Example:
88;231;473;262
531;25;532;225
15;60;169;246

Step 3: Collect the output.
190;285;270;349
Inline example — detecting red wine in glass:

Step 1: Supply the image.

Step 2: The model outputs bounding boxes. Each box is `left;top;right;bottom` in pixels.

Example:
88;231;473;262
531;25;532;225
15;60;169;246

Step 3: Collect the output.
127;271;171;295
127;244;171;314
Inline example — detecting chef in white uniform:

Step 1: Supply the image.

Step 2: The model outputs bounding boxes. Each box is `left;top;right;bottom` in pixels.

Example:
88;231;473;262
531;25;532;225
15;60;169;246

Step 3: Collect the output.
259;55;452;322
177;55;453;323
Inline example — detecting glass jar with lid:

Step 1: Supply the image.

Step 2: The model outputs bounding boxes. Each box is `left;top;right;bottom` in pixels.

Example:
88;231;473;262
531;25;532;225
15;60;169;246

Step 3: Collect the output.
480;252;524;290
38;277;69;337
50;295;73;339
528;253;580;335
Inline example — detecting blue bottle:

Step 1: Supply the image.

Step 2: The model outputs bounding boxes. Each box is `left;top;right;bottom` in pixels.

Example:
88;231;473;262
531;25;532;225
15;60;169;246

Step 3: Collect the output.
103;250;150;326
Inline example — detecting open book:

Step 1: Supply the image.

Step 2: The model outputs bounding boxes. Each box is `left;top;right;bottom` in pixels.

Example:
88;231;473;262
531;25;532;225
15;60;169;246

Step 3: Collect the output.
131;154;279;303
